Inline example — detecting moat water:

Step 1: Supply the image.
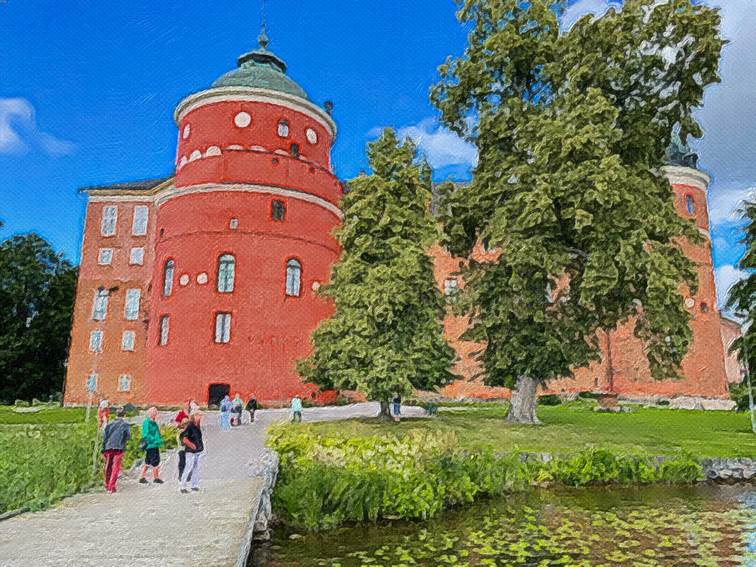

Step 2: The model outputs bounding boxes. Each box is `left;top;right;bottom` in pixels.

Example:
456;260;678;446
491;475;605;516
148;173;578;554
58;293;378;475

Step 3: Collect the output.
253;485;756;566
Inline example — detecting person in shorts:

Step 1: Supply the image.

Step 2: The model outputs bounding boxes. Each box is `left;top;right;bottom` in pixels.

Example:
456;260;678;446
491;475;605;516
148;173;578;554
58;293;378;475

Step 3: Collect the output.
139;406;164;484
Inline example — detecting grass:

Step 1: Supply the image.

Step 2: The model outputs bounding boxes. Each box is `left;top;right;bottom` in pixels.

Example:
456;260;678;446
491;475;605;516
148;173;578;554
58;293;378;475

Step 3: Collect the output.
0;405;86;425
303;402;756;458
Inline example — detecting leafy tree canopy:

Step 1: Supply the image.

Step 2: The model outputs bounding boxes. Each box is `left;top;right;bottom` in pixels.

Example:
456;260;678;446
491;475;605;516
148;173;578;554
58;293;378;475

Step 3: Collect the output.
299;130;455;410
431;0;723;394
0;234;78;402
727;202;755;371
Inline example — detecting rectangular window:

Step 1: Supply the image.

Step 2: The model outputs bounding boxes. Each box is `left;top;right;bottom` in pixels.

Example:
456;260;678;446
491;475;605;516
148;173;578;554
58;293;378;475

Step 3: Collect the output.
89;330;103;353
92;289;109;321
117;374;131;392
129;247;145;265
121;330;136;351
132;205;149;236
159;315;170;346
124;289;141;321
271;200;286;221
86;373;98;393
101;205;117;236
97;248;113;266
289;143;300;157
444;278;459;296
214;312;232;344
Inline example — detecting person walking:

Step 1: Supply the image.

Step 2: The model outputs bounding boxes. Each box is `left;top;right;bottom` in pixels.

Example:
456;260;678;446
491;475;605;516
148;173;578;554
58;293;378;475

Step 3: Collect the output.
392;395;402;422
231;394;243;427
246;394;257;424
101;407;131;493
139;406;164;484
179;411;204;493
290;395;303;423
97;399;110;429
176;417;190;481
219;395;232;431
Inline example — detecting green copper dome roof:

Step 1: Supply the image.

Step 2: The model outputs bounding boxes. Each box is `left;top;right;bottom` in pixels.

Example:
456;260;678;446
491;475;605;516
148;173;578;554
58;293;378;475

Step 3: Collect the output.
211;28;308;100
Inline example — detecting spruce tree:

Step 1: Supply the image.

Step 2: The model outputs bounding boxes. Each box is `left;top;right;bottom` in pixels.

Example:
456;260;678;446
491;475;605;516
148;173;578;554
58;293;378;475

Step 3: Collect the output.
298;130;455;416
432;0;724;422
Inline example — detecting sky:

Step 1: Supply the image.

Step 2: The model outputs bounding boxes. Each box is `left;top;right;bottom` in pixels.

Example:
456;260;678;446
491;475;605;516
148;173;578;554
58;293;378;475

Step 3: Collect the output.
0;0;752;309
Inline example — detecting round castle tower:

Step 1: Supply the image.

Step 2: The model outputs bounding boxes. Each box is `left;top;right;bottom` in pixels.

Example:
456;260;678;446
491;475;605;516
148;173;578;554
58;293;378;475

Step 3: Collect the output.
144;30;342;405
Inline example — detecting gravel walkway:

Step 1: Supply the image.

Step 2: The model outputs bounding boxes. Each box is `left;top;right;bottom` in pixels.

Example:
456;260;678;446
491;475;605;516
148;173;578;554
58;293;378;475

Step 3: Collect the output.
0;402;421;567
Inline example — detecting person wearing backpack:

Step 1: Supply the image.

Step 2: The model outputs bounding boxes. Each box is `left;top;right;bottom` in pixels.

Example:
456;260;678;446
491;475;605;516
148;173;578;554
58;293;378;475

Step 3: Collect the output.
179;411;204;493
138;407;164;484
101;407;131;493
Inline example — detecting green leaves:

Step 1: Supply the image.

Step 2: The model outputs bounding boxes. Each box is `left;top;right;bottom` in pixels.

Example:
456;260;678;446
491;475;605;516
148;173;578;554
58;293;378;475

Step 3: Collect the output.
299;130;455;403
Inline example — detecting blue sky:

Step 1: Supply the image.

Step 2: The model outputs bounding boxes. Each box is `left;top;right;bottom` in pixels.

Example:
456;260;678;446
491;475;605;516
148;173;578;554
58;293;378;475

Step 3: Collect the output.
0;0;753;308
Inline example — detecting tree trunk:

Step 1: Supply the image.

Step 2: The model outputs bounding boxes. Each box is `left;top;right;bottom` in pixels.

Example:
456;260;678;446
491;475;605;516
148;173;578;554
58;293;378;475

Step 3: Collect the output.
379;400;392;420
506;375;541;424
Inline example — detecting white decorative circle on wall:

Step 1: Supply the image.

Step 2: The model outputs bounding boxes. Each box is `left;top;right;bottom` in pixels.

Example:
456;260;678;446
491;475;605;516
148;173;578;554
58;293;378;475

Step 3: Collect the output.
311;281;321;291
179;274;190;286
197;272;208;285
685;297;695;308
234;111;251;128
182;124;191;140
306;128;318;144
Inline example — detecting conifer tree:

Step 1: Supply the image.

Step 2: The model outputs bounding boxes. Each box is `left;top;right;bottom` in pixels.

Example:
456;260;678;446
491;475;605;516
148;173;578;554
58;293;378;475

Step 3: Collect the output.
299;130;455;416
432;0;724;423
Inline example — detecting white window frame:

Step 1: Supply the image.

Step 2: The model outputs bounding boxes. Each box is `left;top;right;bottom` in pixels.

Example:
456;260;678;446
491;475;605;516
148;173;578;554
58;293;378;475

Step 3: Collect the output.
159;315;170;346
101;206;117;236
277;119;289;137
285;259;302;297
163;260;175;297
444;278;459;296
214;312;232;344
89;330;103;353
92;289;109;321
121;330;136;351
97;248;113;266
117;374;132;392
86;373;98;393
217;255;235;293
132;205;149;236
129;247;145;265
124;289;141;321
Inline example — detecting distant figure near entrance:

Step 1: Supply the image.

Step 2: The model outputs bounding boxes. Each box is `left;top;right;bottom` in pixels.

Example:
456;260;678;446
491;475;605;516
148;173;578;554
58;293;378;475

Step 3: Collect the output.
291;396;303;423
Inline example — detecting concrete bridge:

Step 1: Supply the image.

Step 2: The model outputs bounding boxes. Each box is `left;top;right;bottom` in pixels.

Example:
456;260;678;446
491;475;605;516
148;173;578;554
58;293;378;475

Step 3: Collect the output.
0;403;425;567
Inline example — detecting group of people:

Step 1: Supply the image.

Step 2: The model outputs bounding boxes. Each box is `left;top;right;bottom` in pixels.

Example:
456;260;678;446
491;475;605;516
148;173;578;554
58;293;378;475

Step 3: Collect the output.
218;394;257;430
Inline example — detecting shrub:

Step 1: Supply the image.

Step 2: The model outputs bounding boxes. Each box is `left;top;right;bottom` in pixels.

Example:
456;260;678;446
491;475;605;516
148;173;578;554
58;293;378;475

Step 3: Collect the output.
538;394;562;406
729;383;755;412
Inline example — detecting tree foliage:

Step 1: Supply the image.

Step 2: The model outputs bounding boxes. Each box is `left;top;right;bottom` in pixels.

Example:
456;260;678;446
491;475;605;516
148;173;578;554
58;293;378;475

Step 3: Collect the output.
727;202;755;373
0;234;78;402
299;130;455;410
431;0;723;399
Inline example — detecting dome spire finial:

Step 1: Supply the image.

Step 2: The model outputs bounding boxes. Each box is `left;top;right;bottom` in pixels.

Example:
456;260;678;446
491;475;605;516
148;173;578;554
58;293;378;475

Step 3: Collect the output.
258;0;269;50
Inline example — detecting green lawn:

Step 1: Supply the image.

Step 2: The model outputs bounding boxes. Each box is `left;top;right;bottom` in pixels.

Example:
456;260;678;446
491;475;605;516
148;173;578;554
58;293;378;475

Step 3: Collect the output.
0;405;86;424
305;403;756;458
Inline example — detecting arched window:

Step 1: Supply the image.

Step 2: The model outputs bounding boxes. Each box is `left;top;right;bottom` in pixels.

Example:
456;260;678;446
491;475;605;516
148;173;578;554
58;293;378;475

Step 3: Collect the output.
162;260;175;297
217;254;235;293
286;259;302;297
272;200;286;221
278;119;289;138
685;194;695;215
290;143;300;157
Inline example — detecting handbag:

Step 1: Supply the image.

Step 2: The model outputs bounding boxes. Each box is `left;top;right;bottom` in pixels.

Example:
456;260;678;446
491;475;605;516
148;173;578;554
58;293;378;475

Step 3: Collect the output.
139;439;147;451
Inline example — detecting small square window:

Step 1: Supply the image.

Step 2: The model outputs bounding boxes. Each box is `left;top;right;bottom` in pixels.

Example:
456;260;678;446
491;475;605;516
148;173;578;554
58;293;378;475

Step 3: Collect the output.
444;278;459;296
101;206;117;236
89;330;103;353
98;248;113;266
290;143;300;157
229;218;239;230
121;331;136;351
278;120;289;137
117;375;131;392
272;200;286;221
129;247;145;265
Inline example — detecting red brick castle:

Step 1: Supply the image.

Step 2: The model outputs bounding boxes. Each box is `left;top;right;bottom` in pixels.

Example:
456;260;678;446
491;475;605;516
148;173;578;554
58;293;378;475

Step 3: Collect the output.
64;35;738;406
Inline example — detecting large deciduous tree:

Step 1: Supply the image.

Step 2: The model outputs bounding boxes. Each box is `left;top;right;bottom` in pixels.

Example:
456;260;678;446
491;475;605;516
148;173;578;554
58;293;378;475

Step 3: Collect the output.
0;234;78;403
298;130;455;417
432;0;724;423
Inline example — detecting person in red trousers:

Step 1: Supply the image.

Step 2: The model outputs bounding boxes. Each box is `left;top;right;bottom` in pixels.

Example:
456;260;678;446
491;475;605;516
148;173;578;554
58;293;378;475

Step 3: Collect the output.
101;407;131;493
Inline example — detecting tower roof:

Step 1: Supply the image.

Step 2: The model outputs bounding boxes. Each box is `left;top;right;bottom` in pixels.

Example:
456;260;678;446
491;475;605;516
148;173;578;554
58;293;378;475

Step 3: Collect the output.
211;27;308;100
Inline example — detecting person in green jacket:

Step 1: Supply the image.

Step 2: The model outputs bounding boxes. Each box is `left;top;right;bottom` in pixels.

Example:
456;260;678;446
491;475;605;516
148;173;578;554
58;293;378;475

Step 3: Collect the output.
139;406;164;484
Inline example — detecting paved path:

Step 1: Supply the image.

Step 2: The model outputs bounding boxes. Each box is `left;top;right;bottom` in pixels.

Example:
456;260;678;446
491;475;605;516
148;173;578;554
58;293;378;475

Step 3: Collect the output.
0;402;424;567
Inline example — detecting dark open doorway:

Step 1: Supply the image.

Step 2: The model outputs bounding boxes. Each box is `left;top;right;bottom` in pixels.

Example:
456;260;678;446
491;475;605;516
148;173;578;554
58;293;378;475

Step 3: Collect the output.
208;383;230;408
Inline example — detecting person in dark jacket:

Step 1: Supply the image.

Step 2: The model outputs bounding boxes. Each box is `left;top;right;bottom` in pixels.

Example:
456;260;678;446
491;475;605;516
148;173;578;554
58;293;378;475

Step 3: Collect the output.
101;407;131;493
246;394;257;423
179;411;204;493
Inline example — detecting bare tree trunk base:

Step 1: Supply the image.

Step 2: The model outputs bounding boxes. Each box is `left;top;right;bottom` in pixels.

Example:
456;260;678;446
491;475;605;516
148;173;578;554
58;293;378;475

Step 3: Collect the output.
506;376;541;425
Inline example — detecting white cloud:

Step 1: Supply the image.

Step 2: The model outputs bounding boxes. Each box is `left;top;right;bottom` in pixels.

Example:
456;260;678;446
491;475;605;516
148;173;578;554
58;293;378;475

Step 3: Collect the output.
0;98;75;157
708;184;755;225
714;264;747;308
395;118;478;170
561;0;621;30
